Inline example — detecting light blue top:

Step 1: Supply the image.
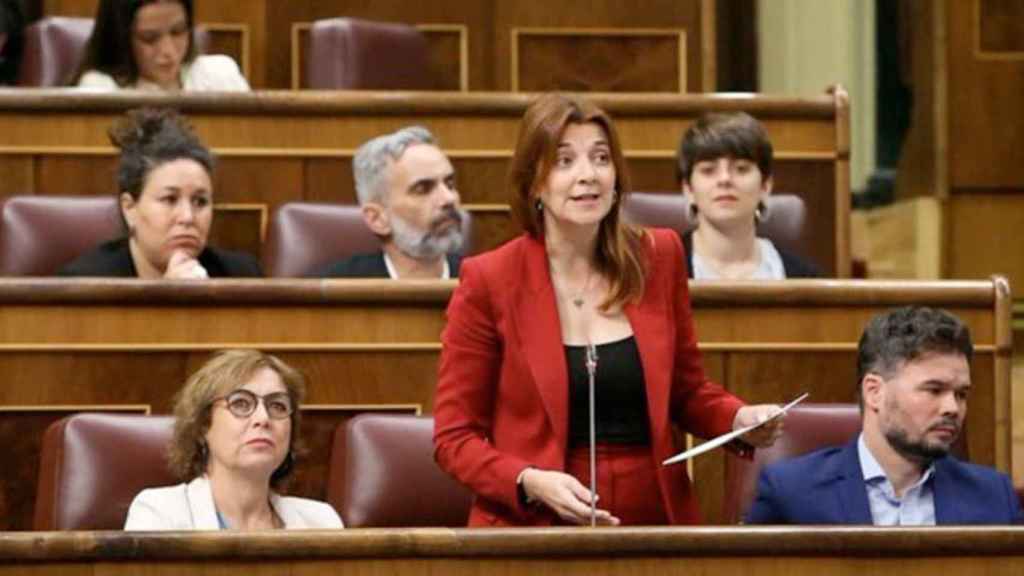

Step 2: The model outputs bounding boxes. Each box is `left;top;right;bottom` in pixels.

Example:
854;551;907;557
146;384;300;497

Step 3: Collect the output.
858;433;936;526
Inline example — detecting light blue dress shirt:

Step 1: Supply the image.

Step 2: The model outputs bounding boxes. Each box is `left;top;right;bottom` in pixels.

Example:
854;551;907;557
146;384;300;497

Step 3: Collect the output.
858;433;936;526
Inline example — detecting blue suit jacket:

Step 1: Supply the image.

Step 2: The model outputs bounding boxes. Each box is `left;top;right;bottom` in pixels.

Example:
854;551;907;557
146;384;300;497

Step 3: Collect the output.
746;438;1023;524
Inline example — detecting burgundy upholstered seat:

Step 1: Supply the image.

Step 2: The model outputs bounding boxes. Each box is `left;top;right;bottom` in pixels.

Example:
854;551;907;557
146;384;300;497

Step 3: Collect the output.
263;202;473;278
16;16;92;86
0;195;122;276
328;414;471;527
34;413;176;530
306;17;433;90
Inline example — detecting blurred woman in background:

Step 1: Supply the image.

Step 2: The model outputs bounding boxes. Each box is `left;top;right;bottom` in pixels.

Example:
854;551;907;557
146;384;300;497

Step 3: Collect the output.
73;0;248;91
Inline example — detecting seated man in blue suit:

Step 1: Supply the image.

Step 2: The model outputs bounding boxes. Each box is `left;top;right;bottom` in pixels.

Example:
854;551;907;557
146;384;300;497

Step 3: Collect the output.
747;306;1022;525
316;126;465;279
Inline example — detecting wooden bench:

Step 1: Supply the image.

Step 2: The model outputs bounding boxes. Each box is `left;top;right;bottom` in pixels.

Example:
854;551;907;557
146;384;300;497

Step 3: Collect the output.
0;528;1023;573
0;277;1007;528
0;90;851;276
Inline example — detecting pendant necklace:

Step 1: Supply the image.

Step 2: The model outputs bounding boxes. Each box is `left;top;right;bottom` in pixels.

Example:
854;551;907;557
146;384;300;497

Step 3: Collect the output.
570;268;594;309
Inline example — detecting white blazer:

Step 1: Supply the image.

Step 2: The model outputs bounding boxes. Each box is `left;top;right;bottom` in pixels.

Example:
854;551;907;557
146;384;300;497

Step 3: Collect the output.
77;55;251;92
124;476;344;530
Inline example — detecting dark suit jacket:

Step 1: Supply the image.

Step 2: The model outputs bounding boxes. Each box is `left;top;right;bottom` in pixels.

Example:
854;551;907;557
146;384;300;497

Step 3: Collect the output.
681;231;820;278
746;437;1024;524
433;229;745;527
314;251;462;278
58;238;263;278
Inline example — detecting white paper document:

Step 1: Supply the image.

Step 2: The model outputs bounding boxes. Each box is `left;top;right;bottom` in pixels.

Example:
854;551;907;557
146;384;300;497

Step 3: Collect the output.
662;392;810;466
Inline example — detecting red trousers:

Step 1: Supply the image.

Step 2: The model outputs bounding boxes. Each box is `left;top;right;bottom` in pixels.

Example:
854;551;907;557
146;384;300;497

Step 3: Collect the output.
563;444;669;526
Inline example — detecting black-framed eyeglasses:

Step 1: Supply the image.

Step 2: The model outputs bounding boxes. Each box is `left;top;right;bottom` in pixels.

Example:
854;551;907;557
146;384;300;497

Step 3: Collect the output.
212;389;294;420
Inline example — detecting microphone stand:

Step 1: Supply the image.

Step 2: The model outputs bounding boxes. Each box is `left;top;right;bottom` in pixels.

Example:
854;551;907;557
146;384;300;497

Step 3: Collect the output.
585;343;598;527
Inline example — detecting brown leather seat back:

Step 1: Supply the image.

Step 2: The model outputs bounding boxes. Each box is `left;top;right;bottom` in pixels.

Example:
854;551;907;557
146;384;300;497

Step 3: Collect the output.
623;192;808;257
263;203;380;277
328;414;471;527
306;17;433;90
0;195;122;276
722;403;862;524
264;202;473;277
34;413;176;530
17;16;92;86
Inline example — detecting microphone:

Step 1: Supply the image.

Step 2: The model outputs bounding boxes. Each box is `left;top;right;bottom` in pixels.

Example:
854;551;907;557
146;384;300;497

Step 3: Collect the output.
585;342;599;527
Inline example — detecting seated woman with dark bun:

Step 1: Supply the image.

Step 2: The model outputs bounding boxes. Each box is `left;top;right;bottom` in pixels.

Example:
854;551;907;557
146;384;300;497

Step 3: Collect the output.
677;112;819;279
73;0;249;91
59;108;261;278
125;350;343;530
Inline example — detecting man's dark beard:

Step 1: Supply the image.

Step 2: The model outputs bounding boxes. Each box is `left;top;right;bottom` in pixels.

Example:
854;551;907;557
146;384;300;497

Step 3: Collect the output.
884;422;957;465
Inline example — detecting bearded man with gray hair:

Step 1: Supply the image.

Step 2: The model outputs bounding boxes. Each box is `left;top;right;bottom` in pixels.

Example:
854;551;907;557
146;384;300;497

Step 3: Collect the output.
316;126;465;278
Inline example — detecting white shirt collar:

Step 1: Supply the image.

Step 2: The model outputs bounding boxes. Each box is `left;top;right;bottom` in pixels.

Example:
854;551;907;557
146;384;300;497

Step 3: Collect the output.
382;252;450;279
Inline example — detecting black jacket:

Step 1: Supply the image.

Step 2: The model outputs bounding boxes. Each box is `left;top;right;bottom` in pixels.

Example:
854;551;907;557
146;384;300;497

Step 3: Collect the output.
58;238;263;277
313;251;462;278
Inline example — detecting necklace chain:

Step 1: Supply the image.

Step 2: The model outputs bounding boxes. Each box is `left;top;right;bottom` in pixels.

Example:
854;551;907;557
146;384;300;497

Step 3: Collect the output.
570;268;594;309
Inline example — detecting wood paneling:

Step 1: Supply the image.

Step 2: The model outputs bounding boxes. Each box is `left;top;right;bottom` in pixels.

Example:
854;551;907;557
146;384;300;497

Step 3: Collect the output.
949;0;1024;188
3;528;1024;573
0;158;33;196
978;0;1024;54
0;279;1007;529
947;194;1024;288
0;91;851;274
492;0;707;92
510;28;685;92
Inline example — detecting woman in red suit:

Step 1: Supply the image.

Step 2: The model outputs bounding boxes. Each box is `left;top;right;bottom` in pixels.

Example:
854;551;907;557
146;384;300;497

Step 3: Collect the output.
433;94;783;527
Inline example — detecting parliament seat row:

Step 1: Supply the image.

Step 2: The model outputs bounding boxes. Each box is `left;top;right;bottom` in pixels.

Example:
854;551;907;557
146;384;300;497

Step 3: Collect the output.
0;193;808;277
38;404;871;530
35;411;471;530
16;16;433;90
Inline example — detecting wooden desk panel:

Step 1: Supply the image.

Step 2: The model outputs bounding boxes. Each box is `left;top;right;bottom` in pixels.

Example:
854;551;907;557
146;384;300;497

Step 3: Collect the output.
0;278;1008;529
0;90;851;276
2;528;1024;574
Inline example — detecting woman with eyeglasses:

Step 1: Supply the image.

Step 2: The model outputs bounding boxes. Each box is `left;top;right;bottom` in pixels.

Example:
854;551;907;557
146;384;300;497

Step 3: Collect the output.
124;350;343;530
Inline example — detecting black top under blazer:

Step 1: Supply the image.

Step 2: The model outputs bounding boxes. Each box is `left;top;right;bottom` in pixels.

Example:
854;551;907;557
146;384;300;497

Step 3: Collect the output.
58;238;263;277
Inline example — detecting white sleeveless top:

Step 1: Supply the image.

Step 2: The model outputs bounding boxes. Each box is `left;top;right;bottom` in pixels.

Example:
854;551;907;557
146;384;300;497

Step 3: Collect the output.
691;237;787;280
77;55;250;92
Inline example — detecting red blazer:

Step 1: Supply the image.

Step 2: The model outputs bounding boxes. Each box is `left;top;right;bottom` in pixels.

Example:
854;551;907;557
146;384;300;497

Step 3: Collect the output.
433;229;745;526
